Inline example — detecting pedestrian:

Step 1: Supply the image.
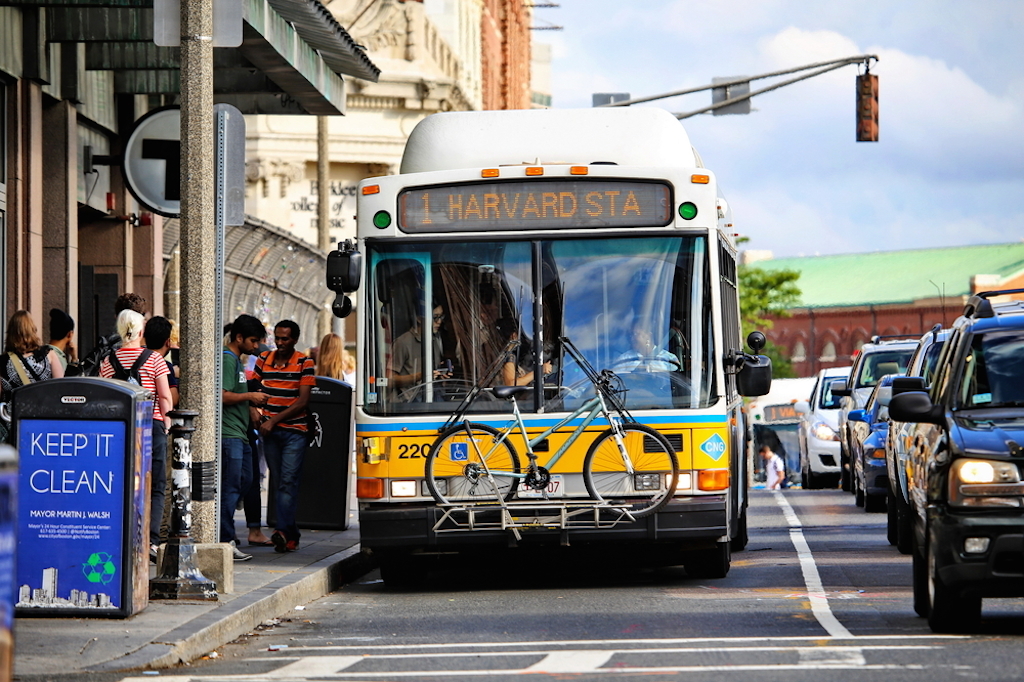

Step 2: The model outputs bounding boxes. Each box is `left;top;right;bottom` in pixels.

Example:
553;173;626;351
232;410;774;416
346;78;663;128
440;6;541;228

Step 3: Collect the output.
1;310;65;396
144;316;179;409
47;308;79;375
342;349;356;385
80;292;147;376
761;444;786;490
315;333;345;380
221;315;269;561
254;320;315;553
100;309;172;562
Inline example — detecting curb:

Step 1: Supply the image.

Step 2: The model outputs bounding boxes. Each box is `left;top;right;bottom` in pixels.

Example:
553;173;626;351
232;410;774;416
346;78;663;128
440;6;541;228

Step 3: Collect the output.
87;544;374;672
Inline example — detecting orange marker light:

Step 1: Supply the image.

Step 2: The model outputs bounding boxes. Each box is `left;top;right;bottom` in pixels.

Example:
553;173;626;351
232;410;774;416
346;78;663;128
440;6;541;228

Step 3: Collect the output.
481;168;500;178
570;166;589;175
356;478;384;499
362;185;380;195
698;469;730;491
691;174;710;184
525;167;544;176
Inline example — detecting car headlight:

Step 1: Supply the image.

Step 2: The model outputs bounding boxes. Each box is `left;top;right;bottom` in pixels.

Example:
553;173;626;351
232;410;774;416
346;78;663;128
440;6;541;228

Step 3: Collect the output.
811;421;838;441
949;458;1024;507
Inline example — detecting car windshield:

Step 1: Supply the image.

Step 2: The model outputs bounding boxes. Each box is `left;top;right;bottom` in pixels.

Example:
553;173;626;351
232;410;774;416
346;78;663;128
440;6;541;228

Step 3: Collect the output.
819;377;845;409
854;348;914;389
957;331;1024;409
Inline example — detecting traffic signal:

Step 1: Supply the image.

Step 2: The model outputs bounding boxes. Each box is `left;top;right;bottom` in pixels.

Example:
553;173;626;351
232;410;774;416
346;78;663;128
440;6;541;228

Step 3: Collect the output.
856;73;879;142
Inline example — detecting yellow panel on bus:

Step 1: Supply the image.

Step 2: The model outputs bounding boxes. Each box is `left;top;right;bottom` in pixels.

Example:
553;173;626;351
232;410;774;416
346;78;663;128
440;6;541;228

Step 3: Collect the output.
691;428;731;470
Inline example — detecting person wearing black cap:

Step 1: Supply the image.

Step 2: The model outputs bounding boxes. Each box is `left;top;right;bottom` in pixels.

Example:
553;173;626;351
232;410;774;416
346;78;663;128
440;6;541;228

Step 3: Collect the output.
47;308;78;375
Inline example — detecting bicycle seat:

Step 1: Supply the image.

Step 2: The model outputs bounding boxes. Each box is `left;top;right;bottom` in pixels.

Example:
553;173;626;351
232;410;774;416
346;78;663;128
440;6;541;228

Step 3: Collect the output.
492;385;534;400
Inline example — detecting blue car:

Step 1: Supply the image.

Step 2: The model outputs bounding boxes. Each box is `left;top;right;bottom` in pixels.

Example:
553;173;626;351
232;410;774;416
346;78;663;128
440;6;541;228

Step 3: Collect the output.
847;374;897;513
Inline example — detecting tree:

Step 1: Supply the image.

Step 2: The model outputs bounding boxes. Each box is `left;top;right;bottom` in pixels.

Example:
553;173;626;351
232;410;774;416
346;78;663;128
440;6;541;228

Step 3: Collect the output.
739;264;801;378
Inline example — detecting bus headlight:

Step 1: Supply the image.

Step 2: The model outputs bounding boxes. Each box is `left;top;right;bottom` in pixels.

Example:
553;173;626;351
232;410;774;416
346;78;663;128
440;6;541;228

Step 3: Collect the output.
634;473;662;491
390;480;418;498
950;459;1024;507
670;472;693;494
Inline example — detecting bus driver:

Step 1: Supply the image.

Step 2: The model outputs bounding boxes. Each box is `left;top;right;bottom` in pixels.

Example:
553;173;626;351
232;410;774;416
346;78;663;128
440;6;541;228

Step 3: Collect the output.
389;303;452;401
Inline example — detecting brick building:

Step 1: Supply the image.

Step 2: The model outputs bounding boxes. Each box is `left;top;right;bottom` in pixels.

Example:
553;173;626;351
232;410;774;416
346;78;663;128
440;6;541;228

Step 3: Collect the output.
750;243;1024;377
481;0;532;110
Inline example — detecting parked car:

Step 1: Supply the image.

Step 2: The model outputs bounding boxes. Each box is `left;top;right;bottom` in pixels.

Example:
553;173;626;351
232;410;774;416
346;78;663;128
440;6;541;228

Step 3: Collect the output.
847;375;896;512
885;325;950;553
833;336;918;492
890;289;1024;633
795;366;851;489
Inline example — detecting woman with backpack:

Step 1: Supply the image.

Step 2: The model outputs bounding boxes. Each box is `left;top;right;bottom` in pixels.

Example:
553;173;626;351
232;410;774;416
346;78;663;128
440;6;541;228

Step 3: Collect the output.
1;310;65;394
99;309;172;561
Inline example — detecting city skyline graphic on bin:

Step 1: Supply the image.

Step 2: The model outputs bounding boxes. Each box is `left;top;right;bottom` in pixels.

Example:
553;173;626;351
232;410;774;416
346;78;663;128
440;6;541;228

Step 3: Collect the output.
17;557;116;609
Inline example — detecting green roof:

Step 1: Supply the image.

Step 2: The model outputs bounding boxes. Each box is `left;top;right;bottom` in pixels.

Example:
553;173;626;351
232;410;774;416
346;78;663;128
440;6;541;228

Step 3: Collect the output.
750;243;1024;309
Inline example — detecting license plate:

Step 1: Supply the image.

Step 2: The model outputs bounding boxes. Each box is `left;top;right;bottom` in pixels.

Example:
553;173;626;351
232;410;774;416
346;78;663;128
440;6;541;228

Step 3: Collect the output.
517;474;564;498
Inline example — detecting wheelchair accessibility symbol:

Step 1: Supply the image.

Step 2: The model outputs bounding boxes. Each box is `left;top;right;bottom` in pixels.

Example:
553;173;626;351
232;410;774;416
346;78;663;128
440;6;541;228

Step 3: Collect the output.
449;443;468;462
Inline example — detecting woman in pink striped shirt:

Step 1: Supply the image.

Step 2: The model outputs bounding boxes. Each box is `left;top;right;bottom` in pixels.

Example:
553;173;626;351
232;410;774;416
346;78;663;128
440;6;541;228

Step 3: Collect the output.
100;309;172;560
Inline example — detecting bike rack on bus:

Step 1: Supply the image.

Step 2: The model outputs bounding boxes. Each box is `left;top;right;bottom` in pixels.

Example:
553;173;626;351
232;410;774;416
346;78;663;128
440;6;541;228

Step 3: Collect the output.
431;499;638;542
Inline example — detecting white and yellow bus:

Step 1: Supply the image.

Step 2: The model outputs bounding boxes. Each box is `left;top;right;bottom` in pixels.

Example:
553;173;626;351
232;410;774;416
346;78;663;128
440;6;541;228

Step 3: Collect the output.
328;107;772;587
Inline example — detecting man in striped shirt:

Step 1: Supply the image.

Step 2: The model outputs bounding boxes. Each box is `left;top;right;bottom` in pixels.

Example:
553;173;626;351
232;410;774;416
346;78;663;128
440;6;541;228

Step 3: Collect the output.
255;320;315;553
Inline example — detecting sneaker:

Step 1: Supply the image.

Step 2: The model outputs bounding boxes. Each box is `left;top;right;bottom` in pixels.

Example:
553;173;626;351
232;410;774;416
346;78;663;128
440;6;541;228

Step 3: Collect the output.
271;531;287;554
150;545;158;564
285;539;299;552
230;540;252;562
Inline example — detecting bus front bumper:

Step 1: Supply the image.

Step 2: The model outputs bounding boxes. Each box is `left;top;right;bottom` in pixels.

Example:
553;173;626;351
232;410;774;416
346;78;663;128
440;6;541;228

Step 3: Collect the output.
359;496;728;553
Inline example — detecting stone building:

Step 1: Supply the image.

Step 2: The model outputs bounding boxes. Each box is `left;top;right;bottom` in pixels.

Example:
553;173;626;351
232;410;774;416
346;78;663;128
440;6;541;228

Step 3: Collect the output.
749;243;1024;377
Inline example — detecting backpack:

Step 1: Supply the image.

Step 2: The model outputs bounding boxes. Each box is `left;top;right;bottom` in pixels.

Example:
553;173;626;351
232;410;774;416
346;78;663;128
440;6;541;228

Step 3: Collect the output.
80;333;118;377
109;349;154;387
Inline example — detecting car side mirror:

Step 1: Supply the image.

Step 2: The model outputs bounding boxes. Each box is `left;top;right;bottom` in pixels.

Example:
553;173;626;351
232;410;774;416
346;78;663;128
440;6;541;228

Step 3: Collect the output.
848;409;867;423
892;376;925;396
889;391;944;425
794;400;810;415
877;387;893;407
831;380;851;397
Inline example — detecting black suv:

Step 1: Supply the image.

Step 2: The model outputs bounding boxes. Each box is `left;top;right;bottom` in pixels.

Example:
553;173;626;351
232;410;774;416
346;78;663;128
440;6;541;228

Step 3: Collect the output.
890;289;1024;633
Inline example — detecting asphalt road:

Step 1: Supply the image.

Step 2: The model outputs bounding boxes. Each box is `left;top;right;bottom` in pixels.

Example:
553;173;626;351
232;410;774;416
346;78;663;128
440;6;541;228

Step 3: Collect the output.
55;490;1024;681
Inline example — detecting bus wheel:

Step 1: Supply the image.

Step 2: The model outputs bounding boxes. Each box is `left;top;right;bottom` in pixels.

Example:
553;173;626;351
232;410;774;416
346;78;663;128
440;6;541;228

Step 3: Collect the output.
730;511;748;552
685;542;731;579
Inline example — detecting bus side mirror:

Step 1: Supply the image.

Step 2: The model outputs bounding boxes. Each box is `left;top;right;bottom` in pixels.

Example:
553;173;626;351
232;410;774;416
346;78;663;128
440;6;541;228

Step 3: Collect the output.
746;330;766;353
327;240;362;294
332;294;353;319
738;353;772;397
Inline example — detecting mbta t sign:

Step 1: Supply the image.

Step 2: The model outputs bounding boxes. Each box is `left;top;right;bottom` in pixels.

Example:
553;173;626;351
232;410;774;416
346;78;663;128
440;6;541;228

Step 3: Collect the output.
123;107;182;217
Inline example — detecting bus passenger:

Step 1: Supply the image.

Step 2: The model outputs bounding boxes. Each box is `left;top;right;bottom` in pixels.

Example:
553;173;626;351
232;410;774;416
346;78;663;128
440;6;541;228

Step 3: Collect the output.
390;303;451;401
496;317;551;386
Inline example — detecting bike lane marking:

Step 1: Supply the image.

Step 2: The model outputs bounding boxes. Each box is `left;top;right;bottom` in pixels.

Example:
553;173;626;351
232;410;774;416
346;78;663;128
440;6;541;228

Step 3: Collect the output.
773;489;854;639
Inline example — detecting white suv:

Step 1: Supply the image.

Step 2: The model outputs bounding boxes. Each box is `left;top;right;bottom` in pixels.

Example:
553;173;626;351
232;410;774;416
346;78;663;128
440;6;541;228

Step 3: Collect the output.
795;366;851;489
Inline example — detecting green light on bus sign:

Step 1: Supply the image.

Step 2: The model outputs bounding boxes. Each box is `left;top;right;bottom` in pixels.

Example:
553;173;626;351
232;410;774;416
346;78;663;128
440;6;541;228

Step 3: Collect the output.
397;179;673;233
678;202;698;220
373;211;392;229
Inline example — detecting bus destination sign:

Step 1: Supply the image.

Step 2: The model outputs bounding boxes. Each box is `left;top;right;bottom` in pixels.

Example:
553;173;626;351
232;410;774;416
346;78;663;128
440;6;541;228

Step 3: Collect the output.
398;179;672;233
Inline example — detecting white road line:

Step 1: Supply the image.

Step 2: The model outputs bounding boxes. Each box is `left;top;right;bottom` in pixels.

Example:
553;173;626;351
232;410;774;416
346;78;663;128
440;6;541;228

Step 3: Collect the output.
264;656;365;678
524;650;616;672
773;490;854;639
798;646;866;666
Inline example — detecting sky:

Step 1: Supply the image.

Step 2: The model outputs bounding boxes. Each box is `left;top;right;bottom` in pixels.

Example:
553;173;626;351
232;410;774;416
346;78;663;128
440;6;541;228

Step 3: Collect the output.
534;1;1024;259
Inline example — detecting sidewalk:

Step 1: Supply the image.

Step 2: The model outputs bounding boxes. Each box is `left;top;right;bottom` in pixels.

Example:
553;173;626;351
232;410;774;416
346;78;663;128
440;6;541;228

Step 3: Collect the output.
13;523;371;676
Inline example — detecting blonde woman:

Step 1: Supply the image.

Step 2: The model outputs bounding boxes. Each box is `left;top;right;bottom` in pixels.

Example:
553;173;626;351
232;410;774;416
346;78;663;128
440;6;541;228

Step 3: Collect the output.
1;310;64;396
316;333;345;380
100;309;173;561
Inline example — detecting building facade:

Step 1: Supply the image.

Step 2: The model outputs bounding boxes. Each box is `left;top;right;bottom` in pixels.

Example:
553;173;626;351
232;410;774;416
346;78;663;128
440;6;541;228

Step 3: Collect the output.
750;243;1024;377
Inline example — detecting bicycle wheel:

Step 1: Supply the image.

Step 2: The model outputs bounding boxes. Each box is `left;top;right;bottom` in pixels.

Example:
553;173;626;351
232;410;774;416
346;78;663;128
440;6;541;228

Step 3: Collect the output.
426;422;521;504
583;423;678;517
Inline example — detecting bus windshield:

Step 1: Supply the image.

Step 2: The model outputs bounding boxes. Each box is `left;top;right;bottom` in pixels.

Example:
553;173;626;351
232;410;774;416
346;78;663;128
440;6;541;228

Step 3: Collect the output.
364;235;714;415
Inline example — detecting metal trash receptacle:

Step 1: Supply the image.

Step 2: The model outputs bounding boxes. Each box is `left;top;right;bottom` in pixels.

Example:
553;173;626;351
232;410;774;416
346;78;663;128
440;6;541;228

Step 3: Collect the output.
11;378;153;618
268;377;353;531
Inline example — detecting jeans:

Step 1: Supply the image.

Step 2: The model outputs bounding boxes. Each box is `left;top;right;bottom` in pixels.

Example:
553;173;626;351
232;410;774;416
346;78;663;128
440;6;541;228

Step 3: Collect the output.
220;437;253;543
262;429;307;543
150;421;168;547
243;426;264;530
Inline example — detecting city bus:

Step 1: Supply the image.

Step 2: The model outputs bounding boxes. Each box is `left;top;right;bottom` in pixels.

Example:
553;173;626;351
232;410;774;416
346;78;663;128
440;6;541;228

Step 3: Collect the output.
327;107;772;587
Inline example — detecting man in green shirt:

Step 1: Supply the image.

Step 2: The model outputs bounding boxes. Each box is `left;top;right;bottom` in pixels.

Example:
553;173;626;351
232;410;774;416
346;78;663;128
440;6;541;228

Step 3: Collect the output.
222;314;268;561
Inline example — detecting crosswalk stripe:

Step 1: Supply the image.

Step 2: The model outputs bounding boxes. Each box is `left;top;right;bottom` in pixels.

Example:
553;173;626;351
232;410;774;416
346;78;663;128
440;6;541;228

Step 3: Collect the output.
524;650;615;672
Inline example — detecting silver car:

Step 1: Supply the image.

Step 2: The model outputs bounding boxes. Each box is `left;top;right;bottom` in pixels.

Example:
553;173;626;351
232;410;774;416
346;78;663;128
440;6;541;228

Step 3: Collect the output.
795;366;850;489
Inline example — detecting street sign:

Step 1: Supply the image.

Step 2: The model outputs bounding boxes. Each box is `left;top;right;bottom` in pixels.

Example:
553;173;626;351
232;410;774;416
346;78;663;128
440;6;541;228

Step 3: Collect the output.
153;0;243;48
123;107;182;218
